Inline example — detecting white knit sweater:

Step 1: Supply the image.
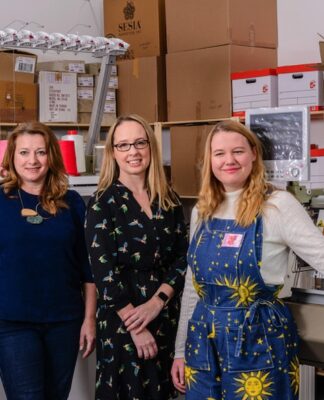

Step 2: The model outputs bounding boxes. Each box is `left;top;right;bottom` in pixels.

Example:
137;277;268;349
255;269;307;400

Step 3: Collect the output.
174;189;324;358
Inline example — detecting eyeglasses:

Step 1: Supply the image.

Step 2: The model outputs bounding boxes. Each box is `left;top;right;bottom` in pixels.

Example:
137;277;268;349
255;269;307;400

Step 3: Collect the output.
113;139;150;152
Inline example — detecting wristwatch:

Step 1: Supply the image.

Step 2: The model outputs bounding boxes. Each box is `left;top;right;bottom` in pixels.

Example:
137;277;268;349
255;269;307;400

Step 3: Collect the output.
156;291;170;306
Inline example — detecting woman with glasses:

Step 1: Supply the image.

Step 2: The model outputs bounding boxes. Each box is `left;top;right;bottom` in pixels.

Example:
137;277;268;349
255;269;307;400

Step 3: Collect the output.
85;114;188;400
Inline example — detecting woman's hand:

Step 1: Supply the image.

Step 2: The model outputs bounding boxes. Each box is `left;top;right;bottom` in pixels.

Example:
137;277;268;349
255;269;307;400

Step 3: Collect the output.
130;328;158;359
171;357;186;393
123;296;164;334
79;317;96;359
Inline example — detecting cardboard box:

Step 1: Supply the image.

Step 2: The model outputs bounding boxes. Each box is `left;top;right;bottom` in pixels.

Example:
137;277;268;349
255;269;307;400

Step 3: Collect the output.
0;50;37;83
85;63;117;76
77;89;116;111
79;88;116;101
166;45;277;121
37;60;85;73
77;87;117;113
171;125;210;197
277;64;324;111
77;87;94;101
117;56;166;122
94;75;119;89
231;68;278;117
78;100;116;114
103;0;166;58
0;81;38;122
165;0;277;53
78;98;94;113
319;41;324;66
78;112;116;126
77;74;94;87
39;71;77;123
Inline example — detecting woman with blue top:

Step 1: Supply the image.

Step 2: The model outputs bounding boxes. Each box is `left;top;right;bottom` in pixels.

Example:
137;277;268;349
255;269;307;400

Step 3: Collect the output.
0;122;96;400
171;120;324;399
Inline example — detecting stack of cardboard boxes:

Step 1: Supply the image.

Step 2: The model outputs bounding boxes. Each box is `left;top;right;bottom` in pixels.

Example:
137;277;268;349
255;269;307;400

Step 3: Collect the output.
104;0;278;196
104;0;167;123
164;0;278;196
37;60;118;125
165;0;278;121
78;63;118;126
0;50;38;123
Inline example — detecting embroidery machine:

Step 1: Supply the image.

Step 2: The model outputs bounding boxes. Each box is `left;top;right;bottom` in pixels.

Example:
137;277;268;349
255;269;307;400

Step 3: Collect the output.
246;106;324;399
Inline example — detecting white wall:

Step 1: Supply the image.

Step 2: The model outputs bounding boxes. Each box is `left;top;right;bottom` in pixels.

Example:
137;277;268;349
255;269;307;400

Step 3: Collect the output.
0;0;104;62
277;0;323;65
0;1;324;399
1;0;324;65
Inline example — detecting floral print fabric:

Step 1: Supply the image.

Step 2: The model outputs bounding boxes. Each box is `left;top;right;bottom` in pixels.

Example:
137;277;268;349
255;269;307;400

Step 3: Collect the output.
85;181;188;400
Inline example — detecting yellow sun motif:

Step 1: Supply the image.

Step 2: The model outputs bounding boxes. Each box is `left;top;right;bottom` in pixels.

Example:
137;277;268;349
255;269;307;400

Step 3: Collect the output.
215;275;259;307
207;322;216;338
192;275;207;298
184;365;198;389
235;370;273;400
288;356;299;395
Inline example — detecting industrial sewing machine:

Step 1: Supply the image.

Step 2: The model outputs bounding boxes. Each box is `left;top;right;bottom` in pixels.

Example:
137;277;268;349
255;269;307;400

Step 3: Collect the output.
246;107;324;373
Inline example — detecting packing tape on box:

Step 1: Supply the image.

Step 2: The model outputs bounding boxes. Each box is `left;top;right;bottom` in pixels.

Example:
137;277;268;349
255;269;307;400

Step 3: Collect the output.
132;59;140;79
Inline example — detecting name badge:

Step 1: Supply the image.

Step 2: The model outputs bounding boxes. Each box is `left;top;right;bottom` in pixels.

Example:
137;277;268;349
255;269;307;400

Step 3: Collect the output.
221;233;243;248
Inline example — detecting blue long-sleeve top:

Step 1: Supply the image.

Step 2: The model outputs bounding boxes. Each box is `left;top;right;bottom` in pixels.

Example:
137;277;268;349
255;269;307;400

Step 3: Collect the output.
0;187;93;323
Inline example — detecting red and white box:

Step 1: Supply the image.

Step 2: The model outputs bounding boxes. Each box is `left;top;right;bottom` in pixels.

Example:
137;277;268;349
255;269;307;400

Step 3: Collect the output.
304;147;324;191
277;64;324;111
231;68;278;117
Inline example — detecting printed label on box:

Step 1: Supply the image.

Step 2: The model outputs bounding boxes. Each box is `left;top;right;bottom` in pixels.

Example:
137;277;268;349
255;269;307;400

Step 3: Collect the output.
106;90;116;101
77;76;94;87
77;88;94;100
15;57;36;74
108;76;118;89
68;63;85;73
39;71;77;123
104;101;116;113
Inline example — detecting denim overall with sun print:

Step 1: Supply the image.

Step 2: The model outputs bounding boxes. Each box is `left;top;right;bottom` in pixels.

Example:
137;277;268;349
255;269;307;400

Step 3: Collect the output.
184;217;299;400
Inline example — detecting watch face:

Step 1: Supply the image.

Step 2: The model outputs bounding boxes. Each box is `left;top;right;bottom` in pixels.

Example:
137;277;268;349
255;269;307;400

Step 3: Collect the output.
158;292;169;303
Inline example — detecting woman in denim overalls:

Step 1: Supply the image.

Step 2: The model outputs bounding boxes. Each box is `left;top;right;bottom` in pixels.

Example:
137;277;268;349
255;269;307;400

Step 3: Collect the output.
172;120;324;399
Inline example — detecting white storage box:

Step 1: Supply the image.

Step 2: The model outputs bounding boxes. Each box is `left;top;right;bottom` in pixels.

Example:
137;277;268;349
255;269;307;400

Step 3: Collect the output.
231;68;278;117
308;148;324;189
39;71;77;123
277;64;324;111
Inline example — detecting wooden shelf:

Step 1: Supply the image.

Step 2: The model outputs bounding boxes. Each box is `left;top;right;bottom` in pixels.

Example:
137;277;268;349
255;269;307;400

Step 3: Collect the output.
0;122;112;128
309;110;324;120
0;111;323;129
153;116;239;129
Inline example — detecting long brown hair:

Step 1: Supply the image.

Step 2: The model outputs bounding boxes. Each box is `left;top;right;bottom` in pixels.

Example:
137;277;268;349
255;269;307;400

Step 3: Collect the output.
197;119;273;226
2;121;69;213
97;114;178;210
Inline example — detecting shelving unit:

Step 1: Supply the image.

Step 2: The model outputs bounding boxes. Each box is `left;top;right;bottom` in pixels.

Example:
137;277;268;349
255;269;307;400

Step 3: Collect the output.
152;116;239;147
1;110;323;139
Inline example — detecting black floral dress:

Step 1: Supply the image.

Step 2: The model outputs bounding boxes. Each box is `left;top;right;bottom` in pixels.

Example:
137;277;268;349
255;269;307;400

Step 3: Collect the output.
85;181;188;400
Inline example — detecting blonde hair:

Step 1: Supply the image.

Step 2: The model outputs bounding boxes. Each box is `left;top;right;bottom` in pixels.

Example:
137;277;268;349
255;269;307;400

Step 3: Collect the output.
97;114;178;210
2;122;69;213
197;119;273;227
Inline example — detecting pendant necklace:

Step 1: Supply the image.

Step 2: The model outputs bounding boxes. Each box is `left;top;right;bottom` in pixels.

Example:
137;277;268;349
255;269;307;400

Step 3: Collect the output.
18;189;49;224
